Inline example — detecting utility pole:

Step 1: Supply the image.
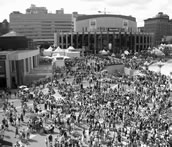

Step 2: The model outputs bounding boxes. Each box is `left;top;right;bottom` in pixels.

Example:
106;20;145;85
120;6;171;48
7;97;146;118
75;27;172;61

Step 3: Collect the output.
98;8;111;15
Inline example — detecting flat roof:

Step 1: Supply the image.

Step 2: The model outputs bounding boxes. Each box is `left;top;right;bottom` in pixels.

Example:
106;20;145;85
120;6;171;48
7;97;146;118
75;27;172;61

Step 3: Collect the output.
0;50;38;55
77;14;136;22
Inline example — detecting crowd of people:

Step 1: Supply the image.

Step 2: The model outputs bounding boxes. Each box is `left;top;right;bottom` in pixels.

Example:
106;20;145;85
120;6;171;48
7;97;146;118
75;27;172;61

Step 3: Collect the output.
1;54;172;147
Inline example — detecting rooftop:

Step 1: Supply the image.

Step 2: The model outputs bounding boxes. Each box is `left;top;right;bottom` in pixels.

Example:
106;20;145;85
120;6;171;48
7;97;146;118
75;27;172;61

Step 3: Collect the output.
1;31;24;37
145;12;169;21
77;14;136;22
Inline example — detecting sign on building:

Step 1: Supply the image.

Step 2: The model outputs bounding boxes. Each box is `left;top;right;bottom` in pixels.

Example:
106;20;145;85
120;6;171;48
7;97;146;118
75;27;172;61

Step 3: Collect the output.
89;19;97;31
123;20;129;31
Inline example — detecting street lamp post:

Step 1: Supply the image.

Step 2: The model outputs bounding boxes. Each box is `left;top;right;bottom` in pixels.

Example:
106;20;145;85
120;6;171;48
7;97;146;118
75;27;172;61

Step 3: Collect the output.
157;61;164;74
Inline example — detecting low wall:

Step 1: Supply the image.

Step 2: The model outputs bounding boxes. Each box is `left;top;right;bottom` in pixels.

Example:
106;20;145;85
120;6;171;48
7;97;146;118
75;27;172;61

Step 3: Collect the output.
105;64;124;74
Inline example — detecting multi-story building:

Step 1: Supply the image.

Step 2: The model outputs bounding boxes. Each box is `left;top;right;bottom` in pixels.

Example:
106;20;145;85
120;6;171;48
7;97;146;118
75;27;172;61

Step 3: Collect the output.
75;14;137;32
0;19;9;36
26;4;48;14
10;5;74;45
144;12;172;46
54;14;153;54
56;31;153;54
0;31;39;89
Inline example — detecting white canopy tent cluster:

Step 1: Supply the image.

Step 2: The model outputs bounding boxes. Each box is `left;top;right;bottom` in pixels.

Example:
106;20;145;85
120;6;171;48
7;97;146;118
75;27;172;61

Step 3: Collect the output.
151;47;165;56
43;46;80;58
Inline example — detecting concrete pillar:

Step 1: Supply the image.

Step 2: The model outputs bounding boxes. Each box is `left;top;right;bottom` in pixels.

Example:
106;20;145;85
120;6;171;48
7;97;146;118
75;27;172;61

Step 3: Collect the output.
61;32;64;49
134;33;137;53
37;55;39;66
31;57;33;69
112;32;115;53
129;32;132;52
94;31;97;54
23;59;26;75
138;33;141;52
76;32;79;48
119;32;122;53
82;31;85;47
66;33;68;48
145;34;148;49
107;30;109;49
88;32;90;51
5;60;11;88
100;31;103;50
71;32;73;46
54;32;58;47
28;58;30;73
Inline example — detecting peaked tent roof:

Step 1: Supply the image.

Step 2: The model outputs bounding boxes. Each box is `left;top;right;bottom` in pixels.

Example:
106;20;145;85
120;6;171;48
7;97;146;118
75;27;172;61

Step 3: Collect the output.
1;31;24;37
44;46;53;52
54;46;64;52
67;46;75;51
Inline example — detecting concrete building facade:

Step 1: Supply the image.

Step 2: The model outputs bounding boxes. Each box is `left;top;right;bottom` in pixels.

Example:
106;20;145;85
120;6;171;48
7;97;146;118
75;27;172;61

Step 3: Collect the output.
76;14;137;33
144;12;172;46
56;31;153;54
53;14;153;54
0;50;39;89
10;5;74;44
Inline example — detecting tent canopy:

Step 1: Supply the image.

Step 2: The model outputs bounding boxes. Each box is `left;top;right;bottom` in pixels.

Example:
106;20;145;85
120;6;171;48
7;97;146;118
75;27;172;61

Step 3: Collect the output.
44;46;53;52
54;46;64;52
67;46;75;51
99;50;108;55
151;48;165;56
124;50;129;55
111;53;115;57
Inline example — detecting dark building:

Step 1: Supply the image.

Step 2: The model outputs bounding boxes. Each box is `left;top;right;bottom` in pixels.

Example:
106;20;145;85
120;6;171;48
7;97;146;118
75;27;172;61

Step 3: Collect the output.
55;31;153;54
0;31;34;50
144;12;172;46
0;19;9;36
0;31;39;89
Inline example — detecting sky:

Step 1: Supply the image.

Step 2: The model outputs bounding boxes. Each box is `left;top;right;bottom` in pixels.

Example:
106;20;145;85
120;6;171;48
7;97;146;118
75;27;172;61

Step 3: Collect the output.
0;0;171;27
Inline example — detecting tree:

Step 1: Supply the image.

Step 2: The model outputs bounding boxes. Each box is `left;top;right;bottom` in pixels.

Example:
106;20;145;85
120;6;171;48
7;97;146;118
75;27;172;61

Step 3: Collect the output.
0;19;9;36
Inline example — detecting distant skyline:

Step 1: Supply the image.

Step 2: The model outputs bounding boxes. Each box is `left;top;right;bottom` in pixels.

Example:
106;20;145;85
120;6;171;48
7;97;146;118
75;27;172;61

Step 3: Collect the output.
0;0;171;27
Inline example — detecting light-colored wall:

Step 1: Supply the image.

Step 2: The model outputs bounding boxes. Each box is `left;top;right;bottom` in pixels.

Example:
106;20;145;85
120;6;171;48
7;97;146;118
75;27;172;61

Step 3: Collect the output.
5;60;11;88
76;17;137;32
10;13;73;40
8;49;39;60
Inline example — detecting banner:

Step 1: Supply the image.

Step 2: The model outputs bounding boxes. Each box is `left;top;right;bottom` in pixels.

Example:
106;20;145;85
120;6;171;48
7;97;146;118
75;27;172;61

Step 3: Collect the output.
123;20;128;31
89;19;97;31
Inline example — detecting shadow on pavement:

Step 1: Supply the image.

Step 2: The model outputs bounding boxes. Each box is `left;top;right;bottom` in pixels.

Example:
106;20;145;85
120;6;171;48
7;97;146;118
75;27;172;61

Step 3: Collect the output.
28;138;38;143
4;135;11;139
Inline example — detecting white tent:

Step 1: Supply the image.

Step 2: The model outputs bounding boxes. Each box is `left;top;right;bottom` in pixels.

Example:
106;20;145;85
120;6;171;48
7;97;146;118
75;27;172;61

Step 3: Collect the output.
111;53;115;57
67;46;75;51
53;47;66;56
151;48;165;56
124;50;129;55
52;53;61;59
144;61;149;66
45;46;53;52
100;50;108;55
43;46;54;56
53;46;62;52
148;47;151;50
53;56;65;67
42;56;53;59
132;56;137;59
66;51;80;58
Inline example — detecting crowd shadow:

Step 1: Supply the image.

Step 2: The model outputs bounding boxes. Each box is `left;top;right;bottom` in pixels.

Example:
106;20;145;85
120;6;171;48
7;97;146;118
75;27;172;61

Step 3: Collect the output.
28;138;38;143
